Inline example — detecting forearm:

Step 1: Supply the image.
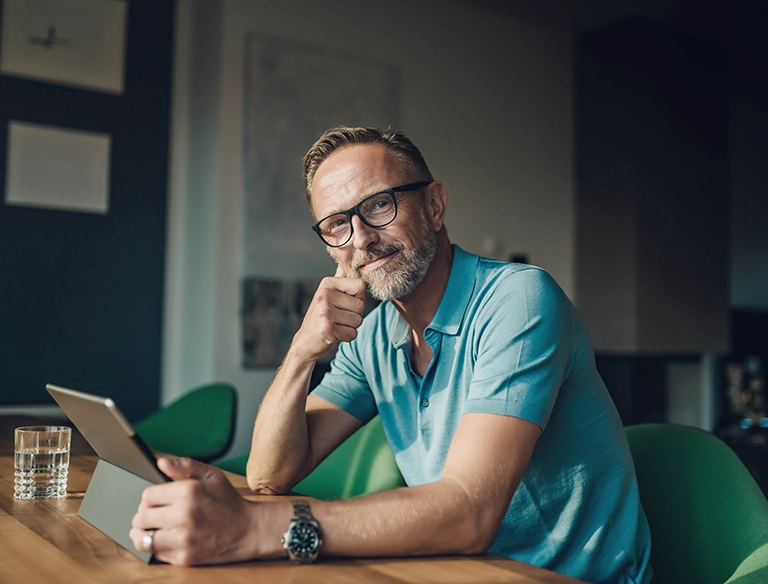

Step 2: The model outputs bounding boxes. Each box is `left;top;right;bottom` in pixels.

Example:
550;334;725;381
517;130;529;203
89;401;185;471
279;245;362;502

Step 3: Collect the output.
254;478;499;560
247;350;316;493
253;413;539;560
248;270;367;493
318;479;499;557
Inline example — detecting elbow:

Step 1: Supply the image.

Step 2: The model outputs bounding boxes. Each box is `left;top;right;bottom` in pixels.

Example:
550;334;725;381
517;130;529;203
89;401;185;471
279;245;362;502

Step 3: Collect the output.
246;464;291;495
244;471;264;493
246;461;312;495
245;474;262;493
457;523;497;555
446;489;504;555
442;507;501;555
246;474;290;495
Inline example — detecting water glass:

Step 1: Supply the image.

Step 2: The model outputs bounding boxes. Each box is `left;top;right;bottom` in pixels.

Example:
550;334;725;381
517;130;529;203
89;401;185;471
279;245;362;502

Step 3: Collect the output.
14;426;71;500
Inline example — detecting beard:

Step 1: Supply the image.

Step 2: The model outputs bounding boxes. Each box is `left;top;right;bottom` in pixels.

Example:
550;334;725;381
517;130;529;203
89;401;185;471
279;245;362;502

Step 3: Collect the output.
333;208;437;302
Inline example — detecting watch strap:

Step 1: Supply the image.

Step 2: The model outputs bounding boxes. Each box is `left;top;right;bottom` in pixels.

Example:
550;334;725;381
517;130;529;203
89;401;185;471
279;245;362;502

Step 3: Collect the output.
292;500;314;522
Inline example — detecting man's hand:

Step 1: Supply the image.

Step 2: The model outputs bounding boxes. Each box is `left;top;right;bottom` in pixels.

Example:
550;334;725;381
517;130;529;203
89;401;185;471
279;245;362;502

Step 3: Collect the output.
130;458;284;566
290;266;367;363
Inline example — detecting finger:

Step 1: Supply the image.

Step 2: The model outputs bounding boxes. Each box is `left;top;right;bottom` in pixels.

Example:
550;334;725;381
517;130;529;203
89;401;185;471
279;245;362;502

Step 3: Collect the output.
129;527;144;552
324;277;367;304
329;305;365;330
137;480;188;508
143;526;200;567
158;457;219;482
132;500;178;530
327;288;366;315
130;527;159;554
130;526;178;563
334;264;345;278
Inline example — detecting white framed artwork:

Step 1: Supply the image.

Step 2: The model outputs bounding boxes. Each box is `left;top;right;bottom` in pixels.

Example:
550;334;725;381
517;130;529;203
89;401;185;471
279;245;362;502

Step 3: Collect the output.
5;120;111;214
0;0;128;94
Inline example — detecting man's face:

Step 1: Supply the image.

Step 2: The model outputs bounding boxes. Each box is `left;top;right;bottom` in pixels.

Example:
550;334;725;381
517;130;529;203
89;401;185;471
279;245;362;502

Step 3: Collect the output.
310;144;437;301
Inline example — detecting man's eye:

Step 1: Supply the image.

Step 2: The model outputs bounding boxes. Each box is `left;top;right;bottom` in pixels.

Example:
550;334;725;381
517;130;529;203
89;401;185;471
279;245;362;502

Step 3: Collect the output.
364;197;391;214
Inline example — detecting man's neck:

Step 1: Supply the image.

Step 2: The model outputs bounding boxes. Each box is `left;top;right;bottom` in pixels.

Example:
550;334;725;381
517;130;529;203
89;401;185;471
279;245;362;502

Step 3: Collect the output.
390;232;453;337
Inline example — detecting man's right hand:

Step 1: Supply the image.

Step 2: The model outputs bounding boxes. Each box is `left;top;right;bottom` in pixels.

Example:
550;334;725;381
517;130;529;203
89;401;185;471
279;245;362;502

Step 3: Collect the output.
290;266;367;363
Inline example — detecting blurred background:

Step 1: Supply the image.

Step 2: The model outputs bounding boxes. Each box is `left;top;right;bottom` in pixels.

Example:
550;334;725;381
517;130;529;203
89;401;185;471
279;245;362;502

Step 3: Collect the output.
0;0;766;488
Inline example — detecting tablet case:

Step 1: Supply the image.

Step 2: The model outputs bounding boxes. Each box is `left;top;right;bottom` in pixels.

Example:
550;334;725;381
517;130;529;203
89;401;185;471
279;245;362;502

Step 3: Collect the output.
46;384;167;563
78;459;156;563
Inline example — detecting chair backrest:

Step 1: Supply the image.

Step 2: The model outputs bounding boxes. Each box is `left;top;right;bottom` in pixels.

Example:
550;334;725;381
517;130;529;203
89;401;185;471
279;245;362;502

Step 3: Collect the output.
293;415;405;500
216;415;406;500
134;382;237;462
626;423;768;584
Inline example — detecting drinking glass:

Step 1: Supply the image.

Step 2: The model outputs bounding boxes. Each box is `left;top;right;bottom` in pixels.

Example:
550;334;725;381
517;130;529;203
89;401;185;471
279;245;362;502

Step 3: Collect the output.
14;426;71;499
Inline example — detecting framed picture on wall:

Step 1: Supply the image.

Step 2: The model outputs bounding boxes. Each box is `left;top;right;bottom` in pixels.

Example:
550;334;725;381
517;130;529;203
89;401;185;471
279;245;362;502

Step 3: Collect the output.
5;120;112;214
0;0;128;94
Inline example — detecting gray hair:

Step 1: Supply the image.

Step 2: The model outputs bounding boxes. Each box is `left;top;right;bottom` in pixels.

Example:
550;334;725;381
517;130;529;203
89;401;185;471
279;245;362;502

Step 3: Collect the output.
302;126;433;207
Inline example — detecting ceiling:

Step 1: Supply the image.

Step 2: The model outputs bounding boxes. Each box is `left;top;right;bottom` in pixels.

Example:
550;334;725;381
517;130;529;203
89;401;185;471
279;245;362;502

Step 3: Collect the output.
456;0;681;33
454;0;767;52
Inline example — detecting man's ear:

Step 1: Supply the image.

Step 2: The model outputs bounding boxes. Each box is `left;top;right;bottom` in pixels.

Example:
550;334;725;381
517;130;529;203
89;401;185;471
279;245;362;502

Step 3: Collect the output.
424;181;448;232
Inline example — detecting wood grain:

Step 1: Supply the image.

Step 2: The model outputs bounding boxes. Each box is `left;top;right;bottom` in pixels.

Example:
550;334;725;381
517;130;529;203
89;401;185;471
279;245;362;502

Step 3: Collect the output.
0;416;584;584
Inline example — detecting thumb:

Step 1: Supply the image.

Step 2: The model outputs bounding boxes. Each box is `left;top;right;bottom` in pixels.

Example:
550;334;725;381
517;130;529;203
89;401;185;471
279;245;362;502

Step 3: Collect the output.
158;456;217;481
334;264;346;278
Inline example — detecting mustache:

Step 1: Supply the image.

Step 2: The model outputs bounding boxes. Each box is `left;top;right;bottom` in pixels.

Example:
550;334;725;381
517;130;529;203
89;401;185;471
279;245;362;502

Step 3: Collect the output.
350;242;405;272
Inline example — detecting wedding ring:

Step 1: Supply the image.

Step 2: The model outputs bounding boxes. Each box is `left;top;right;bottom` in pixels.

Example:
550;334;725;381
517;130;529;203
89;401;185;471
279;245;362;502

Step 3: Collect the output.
142;529;156;554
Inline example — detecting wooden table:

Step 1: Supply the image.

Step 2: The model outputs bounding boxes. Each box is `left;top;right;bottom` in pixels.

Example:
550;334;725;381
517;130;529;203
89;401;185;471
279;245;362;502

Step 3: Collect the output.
0;416;584;583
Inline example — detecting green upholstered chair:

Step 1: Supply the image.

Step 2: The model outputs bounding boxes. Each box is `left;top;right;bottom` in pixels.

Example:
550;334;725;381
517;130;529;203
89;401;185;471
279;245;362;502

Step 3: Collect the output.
216;415;406;500
134;382;237;462
625;424;768;584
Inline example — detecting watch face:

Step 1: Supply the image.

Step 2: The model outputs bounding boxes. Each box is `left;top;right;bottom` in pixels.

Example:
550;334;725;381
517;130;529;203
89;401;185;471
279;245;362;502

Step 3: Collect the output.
289;521;320;556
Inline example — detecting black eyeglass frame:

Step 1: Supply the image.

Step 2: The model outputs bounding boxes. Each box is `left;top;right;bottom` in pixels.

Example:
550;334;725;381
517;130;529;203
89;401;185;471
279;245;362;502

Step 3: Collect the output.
311;181;432;247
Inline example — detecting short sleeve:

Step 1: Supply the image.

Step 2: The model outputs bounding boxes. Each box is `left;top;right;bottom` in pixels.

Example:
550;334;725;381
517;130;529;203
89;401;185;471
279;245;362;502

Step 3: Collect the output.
311;336;378;423
464;268;574;429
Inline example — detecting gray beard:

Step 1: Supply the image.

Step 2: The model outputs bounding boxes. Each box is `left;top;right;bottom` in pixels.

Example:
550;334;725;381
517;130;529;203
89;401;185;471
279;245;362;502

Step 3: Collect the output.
333;209;437;302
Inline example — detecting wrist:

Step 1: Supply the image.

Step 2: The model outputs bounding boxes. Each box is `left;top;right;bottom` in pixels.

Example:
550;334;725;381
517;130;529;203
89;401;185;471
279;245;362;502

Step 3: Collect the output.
249;500;295;559
281;344;319;377
282;499;323;564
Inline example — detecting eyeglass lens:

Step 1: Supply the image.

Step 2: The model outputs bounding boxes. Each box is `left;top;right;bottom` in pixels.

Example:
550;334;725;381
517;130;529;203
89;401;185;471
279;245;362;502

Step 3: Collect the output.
317;191;396;246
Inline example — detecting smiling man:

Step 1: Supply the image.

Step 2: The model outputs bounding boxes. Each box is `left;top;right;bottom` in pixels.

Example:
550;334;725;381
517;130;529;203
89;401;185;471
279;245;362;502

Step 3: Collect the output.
131;127;652;583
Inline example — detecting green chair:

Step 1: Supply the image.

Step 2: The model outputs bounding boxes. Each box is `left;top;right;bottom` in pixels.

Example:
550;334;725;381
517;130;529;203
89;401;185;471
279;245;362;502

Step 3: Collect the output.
134;382;237;462
625;423;768;584
217;415;406;500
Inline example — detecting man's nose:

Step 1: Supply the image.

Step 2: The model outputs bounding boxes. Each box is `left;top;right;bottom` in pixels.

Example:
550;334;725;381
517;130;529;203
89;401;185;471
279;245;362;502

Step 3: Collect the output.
349;214;379;250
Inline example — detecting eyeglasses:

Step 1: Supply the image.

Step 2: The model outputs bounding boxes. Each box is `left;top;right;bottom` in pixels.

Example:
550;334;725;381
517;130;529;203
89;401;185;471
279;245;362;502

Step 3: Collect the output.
312;181;431;247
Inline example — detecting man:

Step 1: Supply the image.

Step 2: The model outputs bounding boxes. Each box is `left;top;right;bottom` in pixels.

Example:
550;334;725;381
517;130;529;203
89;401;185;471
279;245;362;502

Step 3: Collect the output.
131;127;652;583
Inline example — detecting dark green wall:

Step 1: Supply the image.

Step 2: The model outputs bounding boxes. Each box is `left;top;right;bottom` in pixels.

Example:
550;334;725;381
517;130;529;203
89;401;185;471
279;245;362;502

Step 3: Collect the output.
0;0;174;421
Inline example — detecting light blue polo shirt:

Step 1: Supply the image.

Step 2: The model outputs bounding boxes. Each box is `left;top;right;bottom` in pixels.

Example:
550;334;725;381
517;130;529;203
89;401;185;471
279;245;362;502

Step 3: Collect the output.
312;245;652;584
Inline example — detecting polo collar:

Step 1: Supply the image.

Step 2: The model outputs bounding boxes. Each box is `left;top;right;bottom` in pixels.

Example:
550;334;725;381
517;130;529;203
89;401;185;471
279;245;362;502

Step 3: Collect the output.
429;245;477;335
389;244;478;348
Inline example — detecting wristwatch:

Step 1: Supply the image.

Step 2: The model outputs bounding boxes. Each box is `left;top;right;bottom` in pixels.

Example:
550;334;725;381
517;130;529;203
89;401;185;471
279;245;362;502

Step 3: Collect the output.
282;500;323;564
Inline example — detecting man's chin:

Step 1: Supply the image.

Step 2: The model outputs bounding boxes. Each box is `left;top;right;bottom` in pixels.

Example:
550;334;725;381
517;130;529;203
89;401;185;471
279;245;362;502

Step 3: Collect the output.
362;274;394;302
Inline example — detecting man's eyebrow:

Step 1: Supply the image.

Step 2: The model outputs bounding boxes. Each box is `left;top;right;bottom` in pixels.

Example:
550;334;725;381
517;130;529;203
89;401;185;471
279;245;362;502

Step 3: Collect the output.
325;185;390;216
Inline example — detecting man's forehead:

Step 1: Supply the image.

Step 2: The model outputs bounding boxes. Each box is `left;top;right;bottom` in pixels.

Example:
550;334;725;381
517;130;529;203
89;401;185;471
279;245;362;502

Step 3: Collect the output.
310;144;406;213
315;143;395;183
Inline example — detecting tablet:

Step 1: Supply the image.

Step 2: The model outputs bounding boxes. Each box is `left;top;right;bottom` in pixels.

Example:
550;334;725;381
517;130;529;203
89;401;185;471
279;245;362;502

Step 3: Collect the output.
46;384;169;484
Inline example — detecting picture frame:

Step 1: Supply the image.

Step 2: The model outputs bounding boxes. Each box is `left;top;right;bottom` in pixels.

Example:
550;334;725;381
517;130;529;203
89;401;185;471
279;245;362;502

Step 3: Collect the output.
0;0;128;95
5;120;112;214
